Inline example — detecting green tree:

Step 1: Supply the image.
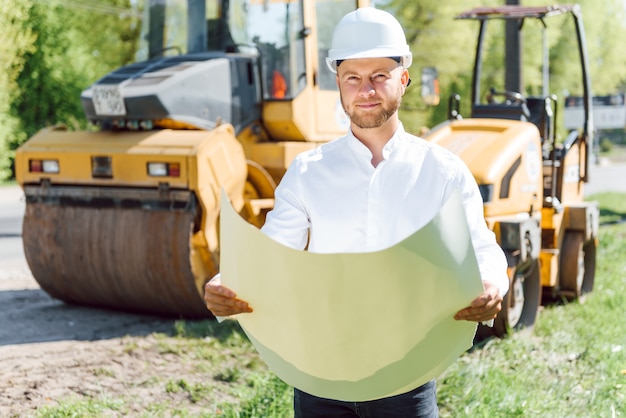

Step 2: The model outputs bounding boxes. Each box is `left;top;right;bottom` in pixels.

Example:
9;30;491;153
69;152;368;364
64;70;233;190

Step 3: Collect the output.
376;0;626;134
377;0;500;133
0;0;140;181
563;0;626;95
0;0;36;180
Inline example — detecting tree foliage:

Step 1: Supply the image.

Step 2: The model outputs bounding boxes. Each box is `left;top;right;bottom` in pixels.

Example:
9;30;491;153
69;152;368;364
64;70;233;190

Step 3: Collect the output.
0;0;36;180
376;0;500;133
377;0;626;134
0;0;140;181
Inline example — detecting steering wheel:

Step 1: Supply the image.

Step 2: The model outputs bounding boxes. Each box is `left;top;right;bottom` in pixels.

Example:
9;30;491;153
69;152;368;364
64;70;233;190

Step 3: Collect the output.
485;87;531;120
486;87;527;106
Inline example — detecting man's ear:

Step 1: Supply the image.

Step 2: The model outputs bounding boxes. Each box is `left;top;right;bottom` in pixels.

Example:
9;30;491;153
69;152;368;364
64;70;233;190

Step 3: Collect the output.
401;69;410;92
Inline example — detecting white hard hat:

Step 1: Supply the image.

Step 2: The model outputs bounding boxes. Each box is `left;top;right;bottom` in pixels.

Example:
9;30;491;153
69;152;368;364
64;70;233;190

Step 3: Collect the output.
326;7;412;73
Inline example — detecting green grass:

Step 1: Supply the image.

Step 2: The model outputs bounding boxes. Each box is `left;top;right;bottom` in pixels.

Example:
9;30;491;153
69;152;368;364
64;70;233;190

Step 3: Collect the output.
32;193;626;417
437;192;626;418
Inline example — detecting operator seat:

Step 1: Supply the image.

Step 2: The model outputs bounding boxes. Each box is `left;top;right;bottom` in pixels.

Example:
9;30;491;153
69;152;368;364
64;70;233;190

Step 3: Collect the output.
471;102;530;122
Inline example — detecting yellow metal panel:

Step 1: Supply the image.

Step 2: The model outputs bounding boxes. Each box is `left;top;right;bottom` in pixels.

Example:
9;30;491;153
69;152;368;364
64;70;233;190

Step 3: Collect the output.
262;88;346;143
246;141;321;182
559;142;585;204
263;101;302;140
291;85;315;140
192;123;247;251
15;127;249;195
15;128;214;188
316;89;350;136
540;250;559;287
541;207;563;231
426;119;542;218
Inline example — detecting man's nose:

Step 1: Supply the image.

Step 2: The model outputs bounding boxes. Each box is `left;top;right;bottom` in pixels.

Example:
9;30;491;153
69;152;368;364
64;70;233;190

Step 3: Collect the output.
358;80;375;96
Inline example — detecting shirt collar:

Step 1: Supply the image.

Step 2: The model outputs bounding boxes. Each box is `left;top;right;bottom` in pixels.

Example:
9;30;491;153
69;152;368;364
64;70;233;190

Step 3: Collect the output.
346;123;406;161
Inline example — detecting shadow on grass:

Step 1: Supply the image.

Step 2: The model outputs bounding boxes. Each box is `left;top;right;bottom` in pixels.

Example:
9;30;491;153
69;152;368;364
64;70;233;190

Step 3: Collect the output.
599;206;626;225
588;191;626;225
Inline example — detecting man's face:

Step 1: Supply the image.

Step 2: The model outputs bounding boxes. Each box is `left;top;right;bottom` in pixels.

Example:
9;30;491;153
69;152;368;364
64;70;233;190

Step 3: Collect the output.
336;57;409;129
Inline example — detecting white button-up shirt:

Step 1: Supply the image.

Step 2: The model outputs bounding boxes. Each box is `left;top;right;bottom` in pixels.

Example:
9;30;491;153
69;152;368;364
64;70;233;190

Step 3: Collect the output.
261;124;509;297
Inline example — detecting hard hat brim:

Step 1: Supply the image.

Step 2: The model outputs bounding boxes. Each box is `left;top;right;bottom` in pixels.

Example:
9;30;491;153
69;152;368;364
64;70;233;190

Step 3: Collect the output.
326;52;412;73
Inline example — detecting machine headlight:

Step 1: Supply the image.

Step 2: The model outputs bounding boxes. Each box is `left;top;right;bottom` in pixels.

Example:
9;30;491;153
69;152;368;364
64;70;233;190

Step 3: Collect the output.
147;162;167;176
147;162;180;177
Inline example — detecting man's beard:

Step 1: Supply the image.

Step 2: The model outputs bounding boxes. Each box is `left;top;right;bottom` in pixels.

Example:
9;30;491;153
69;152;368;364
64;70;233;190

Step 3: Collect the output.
341;93;402;129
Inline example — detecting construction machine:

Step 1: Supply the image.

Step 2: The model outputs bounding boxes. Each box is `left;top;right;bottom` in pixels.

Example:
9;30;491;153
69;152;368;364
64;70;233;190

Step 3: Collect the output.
15;0;599;336
424;4;599;338
15;0;370;317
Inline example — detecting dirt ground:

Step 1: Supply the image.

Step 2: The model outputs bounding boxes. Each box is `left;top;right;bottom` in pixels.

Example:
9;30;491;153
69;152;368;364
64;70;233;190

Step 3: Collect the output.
0;262;206;417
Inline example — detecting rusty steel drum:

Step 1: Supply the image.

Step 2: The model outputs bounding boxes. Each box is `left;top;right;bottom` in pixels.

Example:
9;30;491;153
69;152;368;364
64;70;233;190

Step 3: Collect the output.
22;201;213;318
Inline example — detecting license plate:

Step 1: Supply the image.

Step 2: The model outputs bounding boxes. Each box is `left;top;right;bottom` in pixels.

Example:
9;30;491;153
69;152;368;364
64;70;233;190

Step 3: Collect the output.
92;85;127;116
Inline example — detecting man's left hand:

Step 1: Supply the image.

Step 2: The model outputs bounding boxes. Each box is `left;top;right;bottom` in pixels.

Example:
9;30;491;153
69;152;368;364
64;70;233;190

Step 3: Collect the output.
454;280;503;323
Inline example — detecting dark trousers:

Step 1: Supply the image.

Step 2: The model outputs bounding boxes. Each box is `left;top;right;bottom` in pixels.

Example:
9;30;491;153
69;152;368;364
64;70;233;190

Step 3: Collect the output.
293;380;438;418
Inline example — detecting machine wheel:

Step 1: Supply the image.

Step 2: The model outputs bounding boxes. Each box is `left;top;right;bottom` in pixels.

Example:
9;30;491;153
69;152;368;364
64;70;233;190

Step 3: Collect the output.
559;231;597;301
475;256;541;343
242;160;276;227
492;257;541;337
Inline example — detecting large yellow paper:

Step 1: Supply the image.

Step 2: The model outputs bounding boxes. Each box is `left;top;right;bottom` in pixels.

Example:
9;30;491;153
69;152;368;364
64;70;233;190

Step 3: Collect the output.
220;190;482;401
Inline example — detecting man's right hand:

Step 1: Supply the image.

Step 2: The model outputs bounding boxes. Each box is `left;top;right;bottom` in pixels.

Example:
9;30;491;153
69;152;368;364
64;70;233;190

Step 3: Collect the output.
204;276;253;317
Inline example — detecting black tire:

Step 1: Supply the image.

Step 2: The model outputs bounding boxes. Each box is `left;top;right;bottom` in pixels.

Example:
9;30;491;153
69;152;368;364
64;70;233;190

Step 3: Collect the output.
581;237;597;295
559;231;597;301
474;256;541;343
493;257;541;337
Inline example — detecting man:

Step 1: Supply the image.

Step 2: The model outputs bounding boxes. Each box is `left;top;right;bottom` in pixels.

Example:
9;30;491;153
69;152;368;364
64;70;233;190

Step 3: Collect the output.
205;7;509;417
